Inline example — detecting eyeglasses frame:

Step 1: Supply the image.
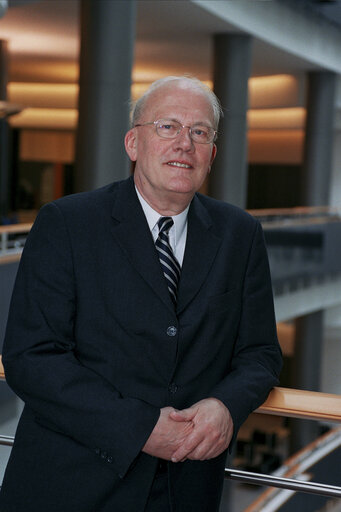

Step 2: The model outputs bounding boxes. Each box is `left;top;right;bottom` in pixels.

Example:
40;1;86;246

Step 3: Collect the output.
134;118;217;144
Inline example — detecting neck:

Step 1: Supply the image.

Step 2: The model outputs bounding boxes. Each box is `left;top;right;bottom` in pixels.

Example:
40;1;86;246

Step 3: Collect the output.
134;179;192;216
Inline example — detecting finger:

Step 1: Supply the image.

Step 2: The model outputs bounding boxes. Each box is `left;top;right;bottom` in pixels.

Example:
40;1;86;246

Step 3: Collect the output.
187;430;232;461
170;407;196;422
171;432;203;462
171;446;192;463
171;441;198;462
185;443;219;461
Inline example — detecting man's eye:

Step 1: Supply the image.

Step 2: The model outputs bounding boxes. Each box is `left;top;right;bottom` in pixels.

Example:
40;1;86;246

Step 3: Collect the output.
160;123;175;130
193;127;208;137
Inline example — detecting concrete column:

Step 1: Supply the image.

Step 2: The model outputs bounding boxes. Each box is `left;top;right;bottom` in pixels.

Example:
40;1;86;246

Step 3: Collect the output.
210;34;252;208
0;0;8;19
329;124;341;209
301;72;337;206
75;0;136;192
290;310;324;453
0;39;9;220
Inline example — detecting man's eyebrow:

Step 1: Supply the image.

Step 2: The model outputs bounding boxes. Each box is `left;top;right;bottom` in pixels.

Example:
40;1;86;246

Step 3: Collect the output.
162;117;213;127
192;121;213;127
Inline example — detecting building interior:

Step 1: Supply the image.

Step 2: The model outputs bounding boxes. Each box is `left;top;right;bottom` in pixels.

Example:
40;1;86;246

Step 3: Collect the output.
0;0;341;510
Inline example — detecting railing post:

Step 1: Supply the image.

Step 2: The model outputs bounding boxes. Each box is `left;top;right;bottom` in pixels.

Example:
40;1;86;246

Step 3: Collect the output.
0;231;7;254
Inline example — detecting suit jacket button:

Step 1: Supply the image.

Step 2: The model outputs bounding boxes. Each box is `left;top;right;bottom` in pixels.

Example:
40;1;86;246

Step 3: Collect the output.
168;382;178;394
167;326;177;337
101;451;108;459
107;456;113;464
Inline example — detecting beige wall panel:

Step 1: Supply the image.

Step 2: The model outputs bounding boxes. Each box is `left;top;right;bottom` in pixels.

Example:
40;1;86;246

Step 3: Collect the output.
8;83;78;109
10;108;77;130
20;130;75;163
248;75;304;109
248;129;304;164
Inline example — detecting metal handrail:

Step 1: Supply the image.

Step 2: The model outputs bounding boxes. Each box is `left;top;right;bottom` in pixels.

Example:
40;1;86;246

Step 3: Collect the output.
224;389;341;499
225;468;341;498
0;435;14;447
236;426;341;508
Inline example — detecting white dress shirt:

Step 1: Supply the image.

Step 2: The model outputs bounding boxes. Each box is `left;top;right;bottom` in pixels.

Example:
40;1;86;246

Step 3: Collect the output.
135;187;189;266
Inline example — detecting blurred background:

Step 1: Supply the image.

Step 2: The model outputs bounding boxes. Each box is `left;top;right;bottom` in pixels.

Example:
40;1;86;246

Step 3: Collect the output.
0;1;341;510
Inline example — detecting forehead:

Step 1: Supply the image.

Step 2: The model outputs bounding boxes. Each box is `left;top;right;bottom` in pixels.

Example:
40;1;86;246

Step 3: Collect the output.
143;83;214;124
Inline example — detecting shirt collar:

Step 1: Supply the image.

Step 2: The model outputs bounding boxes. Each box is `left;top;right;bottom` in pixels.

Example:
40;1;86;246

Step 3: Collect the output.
135;186;189;244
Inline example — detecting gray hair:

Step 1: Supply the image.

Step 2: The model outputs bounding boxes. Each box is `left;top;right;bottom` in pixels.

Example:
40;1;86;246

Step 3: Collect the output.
131;76;223;130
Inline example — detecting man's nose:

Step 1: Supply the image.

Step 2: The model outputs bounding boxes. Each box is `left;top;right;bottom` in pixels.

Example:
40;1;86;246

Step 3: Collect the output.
173;126;194;151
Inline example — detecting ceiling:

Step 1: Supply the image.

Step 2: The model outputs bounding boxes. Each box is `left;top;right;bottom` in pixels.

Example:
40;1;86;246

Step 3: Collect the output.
1;0;340;86
305;0;341;26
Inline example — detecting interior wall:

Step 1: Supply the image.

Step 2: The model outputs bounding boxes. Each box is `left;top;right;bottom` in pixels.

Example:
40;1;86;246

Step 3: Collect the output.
20;130;74;163
248;130;304;165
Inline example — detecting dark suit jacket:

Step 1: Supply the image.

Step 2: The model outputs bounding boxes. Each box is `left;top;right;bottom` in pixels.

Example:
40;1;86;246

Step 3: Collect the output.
0;177;282;511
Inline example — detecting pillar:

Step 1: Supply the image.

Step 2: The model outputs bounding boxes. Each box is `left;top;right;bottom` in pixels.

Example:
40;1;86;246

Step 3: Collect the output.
0;39;9;220
301;72;337;206
75;0;136;192
0;1;7;18
290;310;324;453
210;34;252;208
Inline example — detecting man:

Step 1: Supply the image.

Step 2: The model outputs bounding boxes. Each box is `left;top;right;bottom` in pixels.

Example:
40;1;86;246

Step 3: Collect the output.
0;76;282;511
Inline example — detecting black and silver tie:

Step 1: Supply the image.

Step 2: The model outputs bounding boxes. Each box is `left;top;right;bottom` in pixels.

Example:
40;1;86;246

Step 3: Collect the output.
155;217;181;304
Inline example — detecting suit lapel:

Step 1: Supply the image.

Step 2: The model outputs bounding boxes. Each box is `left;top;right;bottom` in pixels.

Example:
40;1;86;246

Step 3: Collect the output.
177;195;222;314
110;178;174;312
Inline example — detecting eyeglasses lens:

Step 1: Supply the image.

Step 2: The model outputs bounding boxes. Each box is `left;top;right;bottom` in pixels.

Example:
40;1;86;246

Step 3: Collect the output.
155;119;215;144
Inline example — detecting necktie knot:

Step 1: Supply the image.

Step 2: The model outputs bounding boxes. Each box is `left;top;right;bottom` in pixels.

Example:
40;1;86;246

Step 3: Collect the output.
155;217;180;305
157;216;173;235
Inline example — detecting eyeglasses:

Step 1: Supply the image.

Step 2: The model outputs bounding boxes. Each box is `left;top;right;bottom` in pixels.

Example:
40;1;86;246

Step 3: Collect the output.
134;119;217;144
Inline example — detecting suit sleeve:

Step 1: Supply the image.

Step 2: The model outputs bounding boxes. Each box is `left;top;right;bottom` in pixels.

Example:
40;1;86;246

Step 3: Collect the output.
210;220;282;438
2;202;160;478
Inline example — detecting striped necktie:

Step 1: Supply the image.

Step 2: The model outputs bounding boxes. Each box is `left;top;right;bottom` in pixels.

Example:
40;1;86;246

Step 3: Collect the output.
155;217;181;304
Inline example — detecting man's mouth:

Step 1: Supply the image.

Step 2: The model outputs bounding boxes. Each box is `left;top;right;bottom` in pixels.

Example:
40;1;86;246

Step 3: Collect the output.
166;161;192;169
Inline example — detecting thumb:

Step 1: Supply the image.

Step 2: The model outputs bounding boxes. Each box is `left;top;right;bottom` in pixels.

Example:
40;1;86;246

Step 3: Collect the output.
170;407;196;422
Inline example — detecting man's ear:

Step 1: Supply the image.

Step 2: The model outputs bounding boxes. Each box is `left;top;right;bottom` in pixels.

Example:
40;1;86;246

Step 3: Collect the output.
208;144;217;172
124;129;137;161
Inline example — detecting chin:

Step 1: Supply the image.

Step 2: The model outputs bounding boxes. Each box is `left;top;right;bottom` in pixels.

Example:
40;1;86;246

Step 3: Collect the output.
170;187;195;196
168;178;195;194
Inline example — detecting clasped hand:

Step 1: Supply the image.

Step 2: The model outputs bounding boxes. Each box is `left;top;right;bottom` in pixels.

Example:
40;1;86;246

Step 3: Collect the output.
142;398;233;463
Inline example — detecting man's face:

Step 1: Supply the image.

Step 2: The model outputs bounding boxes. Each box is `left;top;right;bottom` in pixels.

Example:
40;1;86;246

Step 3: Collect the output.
125;83;217;212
